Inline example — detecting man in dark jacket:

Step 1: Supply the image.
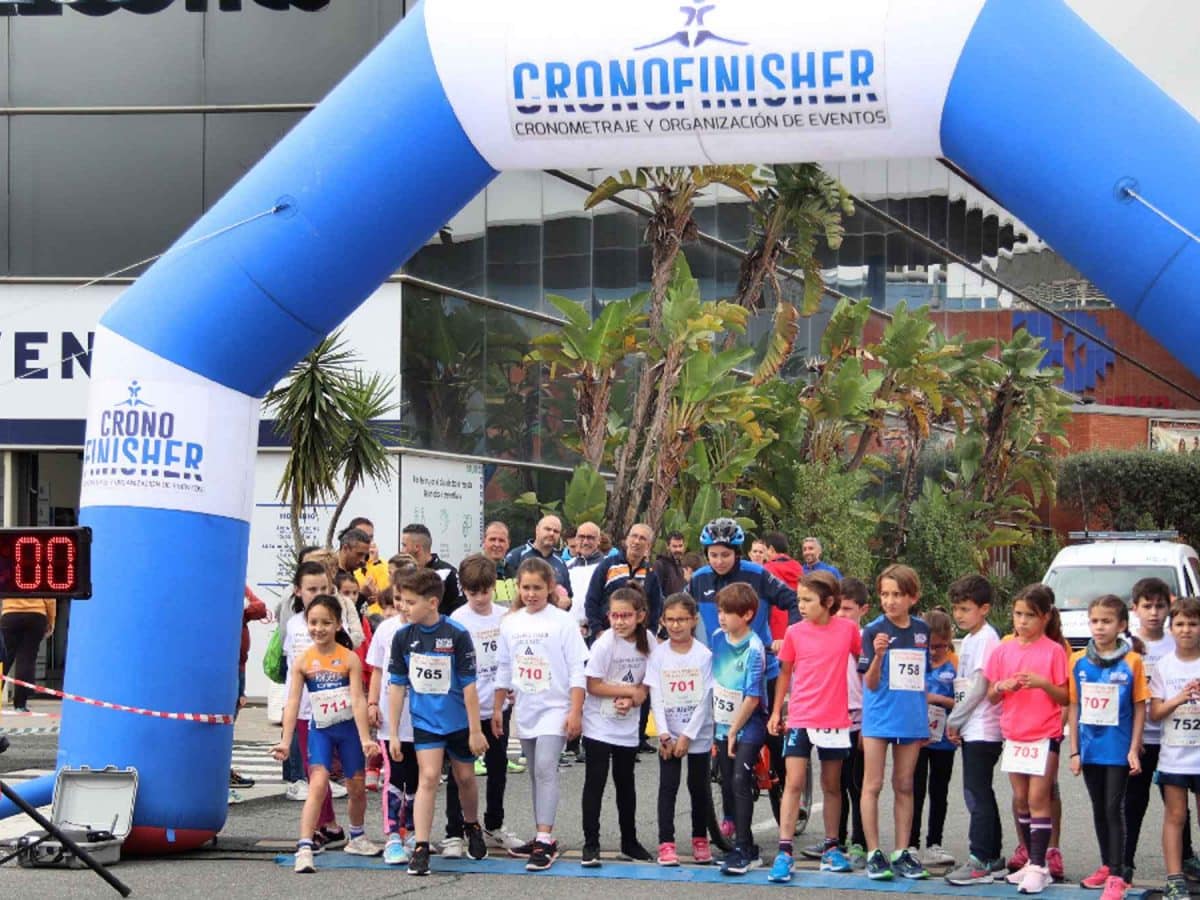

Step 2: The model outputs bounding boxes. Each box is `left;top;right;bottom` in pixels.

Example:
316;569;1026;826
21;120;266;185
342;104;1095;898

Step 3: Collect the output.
504;515;572;608
652;530;688;596
401;522;464;615
584;523;663;640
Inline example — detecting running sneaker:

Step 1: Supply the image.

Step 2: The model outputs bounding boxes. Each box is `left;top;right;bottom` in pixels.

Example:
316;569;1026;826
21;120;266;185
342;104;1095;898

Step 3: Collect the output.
720;846;760;876
293;846;315;874
227;789;244;805
365;769;381;792
1166;876;1191;900
508;839;536;859
285;780;309;802
1047;847;1065;882
847;843;868;870
820;846;853;873
558;751;575;768
767;851;794;883
619;841;653;862
407;844;431;876
1185;856;1200;882
383;839;409;866
315;826;346;852
719;819;735;841
945;855;996;886
581;844;602;867
893;848;930;880
800;840;827;860
328;780;349;799
466;824;488;861
866;849;893;880
658;842;679;866
692;837;713;865
1008;843;1029;872
506;758;527;774
1007;863;1032;885
1081;864;1112;889
474;758;488;776
344;835;381;856
440;836;464;859
1019;864;1052;894
989;857;1009;873
229;770;256;789
485;827;525;852
526;840;559;871
921;844;956;867
1100;875;1130;900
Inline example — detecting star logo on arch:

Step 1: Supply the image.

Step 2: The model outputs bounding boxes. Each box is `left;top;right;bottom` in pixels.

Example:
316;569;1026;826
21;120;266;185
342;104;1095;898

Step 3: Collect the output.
635;1;748;51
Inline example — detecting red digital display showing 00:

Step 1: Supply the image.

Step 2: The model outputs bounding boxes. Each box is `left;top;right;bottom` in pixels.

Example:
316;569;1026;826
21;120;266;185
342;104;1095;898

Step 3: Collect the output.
0;527;92;599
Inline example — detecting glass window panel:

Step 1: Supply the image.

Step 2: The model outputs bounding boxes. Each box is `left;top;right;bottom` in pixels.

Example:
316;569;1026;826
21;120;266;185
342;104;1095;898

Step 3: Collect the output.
400;287;486;455
203;111;303;211
542;172;592;310
483;307;539;463
486;172;543;311
406;192;487;295
592;203;640;305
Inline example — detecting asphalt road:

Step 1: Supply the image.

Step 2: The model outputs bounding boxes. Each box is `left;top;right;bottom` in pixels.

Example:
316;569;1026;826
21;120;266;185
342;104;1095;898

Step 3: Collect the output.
0;722;1180;899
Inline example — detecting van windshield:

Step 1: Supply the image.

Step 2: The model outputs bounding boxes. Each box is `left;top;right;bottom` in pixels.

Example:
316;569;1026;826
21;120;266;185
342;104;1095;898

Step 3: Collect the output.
1043;565;1178;610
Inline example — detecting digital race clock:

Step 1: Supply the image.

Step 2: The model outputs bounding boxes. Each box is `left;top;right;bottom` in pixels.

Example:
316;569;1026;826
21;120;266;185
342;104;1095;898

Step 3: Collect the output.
0;527;92;599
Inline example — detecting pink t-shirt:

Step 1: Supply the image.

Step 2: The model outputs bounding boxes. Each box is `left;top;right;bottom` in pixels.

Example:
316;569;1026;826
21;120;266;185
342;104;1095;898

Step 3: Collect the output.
983;635;1068;742
778;615;863;729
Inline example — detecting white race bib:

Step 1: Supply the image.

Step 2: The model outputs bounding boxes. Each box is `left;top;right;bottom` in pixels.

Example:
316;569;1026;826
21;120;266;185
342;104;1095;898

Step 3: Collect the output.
807;727;851;749
410;653;452;695
1166;706;1200;747
475;629;500;673
1079;681;1119;727
928;705;948;742
713;685;742;727
663;668;702;707
1144;659;1157;683
601;681;633;719
1001;738;1051;775
311;686;353;729
889;648;926;691
515;654;551;694
953;677;969;705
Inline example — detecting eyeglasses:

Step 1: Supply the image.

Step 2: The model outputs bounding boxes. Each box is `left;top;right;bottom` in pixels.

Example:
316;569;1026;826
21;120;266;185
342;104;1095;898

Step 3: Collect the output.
577;534;599;542
663;617;694;626
608;611;637;621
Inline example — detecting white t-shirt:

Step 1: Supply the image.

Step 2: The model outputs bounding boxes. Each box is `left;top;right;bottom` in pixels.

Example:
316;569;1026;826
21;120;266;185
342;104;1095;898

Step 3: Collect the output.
958;623;1003;743
283;611;314;721
645;639;713;752
495;604;589;739
847;654;864;729
451;604;508;718
1141;633;1176;745
1150;651;1200;774
365;615;413;742
582;630;650;747
568;562;601;625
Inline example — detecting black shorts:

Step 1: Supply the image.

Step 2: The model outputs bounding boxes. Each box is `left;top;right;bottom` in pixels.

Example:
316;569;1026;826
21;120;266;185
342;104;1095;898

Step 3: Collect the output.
784;727;852;762
412;726;475;763
1156;771;1200;792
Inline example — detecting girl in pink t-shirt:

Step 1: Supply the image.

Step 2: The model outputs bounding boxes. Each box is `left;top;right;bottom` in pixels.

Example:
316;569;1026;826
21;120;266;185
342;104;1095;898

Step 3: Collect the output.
984;584;1069;895
768;571;863;880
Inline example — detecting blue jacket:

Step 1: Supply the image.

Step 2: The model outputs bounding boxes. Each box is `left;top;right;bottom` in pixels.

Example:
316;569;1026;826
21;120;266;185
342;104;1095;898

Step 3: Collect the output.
504;541;573;598
584;551;663;640
688;560;799;681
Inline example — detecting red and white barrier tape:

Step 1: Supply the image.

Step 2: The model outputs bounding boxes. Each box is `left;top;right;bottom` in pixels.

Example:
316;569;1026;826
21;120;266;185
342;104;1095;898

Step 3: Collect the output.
0;674;233;725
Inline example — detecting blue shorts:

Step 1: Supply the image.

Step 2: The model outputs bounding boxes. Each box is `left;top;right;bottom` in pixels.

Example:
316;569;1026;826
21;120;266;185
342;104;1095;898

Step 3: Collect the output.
413;726;475;763
1157;771;1200;792
784;728;852;762
307;719;366;777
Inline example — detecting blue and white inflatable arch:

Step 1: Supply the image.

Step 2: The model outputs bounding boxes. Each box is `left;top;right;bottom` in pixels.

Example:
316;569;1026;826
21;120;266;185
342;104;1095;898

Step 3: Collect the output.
3;0;1197;850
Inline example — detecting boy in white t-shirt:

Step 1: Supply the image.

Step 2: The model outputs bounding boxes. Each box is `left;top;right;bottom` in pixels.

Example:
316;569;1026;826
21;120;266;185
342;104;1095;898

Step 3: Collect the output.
944;574;1005;886
1149;596;1200;900
445;555;524;854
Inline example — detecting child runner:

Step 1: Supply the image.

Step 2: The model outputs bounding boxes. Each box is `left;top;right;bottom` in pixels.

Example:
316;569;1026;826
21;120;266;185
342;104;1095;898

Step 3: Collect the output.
945;574;1006;886
646;592;714;866
712;582;770;877
911;609;957;868
493;557;589;872
580;585;653;865
827;575;869;868
1125;577;1198;881
860;564;931;881
1149;595;1200;900
985;583;1068;895
447;555;524;853
273;595;380;873
1068;594;1146;899
366;579;416;865
387;568;490;877
767;570;862;882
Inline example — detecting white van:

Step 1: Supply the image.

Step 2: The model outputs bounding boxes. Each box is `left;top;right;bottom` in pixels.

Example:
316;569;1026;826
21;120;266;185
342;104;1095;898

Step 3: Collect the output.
1041;531;1200;648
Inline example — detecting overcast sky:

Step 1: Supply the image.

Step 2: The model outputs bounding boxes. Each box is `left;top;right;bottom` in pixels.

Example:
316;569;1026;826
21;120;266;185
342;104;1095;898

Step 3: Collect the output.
1069;0;1199;118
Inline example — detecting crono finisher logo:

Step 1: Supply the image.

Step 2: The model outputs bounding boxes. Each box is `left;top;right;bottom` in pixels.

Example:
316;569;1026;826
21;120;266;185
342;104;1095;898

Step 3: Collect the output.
509;1;888;140
83;380;206;493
